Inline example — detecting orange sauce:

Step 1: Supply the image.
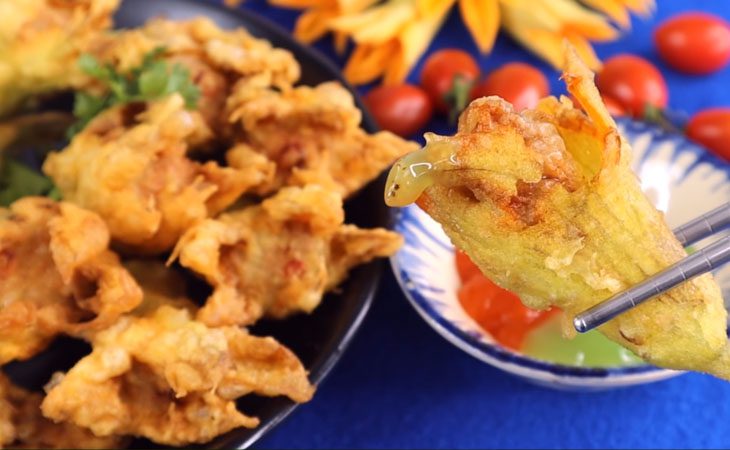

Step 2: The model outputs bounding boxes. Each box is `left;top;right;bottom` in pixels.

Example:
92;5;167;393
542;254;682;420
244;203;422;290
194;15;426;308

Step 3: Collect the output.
455;251;558;350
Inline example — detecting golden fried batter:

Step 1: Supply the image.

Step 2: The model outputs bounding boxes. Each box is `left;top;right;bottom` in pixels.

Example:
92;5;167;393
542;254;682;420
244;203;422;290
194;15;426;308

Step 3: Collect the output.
225;78;418;197
172;185;402;327
0;373;125;449
0;0;118;117
3;5;409;447
41;302;314;446
0;374;16;447
43;95;272;254
84;17;301;134
0;197;142;364
385;46;730;379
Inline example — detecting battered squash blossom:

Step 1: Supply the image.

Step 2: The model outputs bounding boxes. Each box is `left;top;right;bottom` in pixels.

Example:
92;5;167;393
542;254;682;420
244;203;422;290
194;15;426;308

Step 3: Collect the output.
384;45;730;381
260;0;655;85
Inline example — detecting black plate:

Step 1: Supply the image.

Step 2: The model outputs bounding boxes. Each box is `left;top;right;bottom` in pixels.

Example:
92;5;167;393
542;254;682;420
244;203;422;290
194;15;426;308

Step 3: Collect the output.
4;0;389;448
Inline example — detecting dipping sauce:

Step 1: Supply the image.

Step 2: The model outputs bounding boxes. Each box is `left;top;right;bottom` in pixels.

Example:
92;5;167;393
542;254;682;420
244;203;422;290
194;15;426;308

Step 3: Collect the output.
456;251;642;367
522;314;641;367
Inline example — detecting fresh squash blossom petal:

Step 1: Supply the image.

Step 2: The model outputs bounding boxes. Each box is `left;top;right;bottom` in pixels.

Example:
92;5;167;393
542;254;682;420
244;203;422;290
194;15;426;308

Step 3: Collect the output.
459;0;500;53
270;0;649;84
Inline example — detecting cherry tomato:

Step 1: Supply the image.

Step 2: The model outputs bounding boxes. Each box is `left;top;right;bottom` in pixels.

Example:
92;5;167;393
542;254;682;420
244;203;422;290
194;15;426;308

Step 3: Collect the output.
686;108;730;161
363;84;433;137
457;271;557;350
471;63;549;111
596;54;668;118
655;13;730;75
420;49;480;114
455;250;482;283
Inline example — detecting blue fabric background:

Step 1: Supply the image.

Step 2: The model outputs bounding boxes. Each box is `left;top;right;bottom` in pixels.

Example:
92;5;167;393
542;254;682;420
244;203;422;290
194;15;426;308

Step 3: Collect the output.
231;1;730;448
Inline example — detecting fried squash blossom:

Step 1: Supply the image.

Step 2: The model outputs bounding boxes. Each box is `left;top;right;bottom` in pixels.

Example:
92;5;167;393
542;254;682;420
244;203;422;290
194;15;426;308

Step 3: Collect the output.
385;45;730;380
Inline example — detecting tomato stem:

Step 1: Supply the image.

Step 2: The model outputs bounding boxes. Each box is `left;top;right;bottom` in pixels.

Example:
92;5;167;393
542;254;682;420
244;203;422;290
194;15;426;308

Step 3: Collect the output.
445;75;474;124
643;103;685;134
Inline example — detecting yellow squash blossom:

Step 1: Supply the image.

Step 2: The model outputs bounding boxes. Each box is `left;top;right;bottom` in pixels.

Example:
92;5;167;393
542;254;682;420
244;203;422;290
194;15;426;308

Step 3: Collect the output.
266;0;654;85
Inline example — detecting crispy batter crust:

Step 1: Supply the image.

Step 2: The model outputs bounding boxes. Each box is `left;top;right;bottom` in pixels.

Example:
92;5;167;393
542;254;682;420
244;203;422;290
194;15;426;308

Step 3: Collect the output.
225;79;419;198
172;185;403;327
41;301;314;445
82;17;301;135
0;0;119;117
43;96;271;254
0;373;126;449
0;197;142;364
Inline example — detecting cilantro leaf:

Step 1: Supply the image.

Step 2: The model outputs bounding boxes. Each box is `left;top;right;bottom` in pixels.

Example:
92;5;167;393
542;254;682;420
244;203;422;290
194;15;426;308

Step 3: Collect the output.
77;53;108;80
66;91;109;138
167;64;200;108
0;158;59;207
68;48;200;137
131;46;167;79
47;186;62;201
138;61;169;98
73;91;108;119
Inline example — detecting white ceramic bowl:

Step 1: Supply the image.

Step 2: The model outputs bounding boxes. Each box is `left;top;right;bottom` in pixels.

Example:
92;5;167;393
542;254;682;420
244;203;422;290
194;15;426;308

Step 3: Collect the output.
390;119;730;391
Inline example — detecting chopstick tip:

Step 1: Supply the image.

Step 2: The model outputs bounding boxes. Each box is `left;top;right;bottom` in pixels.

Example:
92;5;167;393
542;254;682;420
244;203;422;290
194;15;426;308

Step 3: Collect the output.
573;315;590;333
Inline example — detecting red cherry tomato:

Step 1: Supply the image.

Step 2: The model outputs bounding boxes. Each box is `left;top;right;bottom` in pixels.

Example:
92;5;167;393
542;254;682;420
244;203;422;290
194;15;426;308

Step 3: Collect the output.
655;12;730;75
596;54;668;118
471;63;549;111
363;84;433;137
686;108;730;161
420;49;480;114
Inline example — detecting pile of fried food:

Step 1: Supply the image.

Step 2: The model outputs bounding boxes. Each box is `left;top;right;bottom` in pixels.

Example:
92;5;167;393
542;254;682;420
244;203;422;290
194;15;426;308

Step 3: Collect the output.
386;45;730;381
0;0;414;447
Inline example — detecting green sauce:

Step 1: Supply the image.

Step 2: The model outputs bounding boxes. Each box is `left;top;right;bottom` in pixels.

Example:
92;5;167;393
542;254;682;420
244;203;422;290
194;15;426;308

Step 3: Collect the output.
521;244;694;367
521;313;643;368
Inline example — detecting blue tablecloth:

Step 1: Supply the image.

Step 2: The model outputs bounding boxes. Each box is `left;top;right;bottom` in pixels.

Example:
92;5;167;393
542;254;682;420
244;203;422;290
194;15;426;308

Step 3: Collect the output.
238;0;730;448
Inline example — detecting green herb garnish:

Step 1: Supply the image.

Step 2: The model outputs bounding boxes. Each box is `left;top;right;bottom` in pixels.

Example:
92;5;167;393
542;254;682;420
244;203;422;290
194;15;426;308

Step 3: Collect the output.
0;49;200;207
0;157;59;207
67;48;200;137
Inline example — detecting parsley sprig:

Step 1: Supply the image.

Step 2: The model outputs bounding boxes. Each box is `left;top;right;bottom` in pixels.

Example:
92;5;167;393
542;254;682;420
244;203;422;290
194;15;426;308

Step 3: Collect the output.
67;47;200;137
0;48;201;207
0;157;59;207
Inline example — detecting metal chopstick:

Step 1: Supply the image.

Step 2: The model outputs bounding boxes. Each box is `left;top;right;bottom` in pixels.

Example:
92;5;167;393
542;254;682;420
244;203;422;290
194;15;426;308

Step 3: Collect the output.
573;205;730;333
673;202;730;246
